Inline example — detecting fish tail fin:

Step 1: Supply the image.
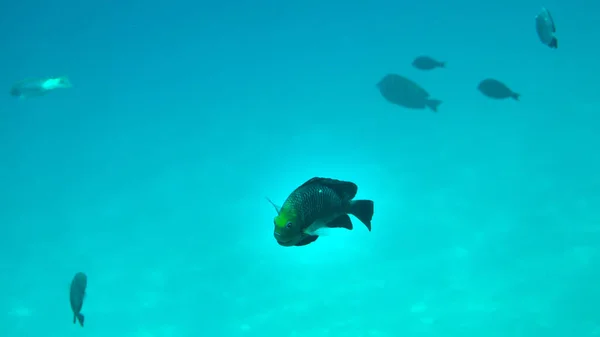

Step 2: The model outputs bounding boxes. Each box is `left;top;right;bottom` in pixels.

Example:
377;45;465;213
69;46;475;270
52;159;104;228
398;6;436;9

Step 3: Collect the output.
426;99;442;112
58;76;72;88
439;61;446;68
512;92;521;101
76;313;85;327
550;38;558;49
349;200;374;231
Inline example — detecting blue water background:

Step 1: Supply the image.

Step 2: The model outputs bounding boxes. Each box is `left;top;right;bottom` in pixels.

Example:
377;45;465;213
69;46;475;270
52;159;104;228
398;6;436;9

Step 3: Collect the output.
0;0;599;336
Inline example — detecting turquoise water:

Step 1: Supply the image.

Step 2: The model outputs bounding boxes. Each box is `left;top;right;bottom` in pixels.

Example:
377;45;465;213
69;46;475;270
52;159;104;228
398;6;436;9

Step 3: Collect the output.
1;0;599;336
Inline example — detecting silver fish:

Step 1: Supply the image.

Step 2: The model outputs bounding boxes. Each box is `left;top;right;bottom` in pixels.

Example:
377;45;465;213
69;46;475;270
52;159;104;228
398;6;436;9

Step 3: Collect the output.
10;76;72;99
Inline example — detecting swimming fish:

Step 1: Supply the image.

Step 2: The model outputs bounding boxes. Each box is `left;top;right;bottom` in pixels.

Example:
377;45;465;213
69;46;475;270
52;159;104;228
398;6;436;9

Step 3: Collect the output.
268;177;374;247
10;76;72;99
377;74;442;112
535;7;558;49
477;78;520;100
412;56;446;70
69;272;87;327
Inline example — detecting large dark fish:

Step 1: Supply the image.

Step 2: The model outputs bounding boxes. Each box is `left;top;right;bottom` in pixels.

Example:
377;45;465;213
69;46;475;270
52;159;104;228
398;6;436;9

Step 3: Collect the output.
268;177;374;247
477;78;520;100
377;74;442;112
69;272;87;327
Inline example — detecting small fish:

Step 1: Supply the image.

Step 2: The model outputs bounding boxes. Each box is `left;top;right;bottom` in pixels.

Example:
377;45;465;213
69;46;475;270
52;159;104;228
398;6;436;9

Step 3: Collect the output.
377;74;442;112
69;272;87;327
10;76;72;99
412;56;446;70
269;177;374;247
535;7;558;49
477;79;520;100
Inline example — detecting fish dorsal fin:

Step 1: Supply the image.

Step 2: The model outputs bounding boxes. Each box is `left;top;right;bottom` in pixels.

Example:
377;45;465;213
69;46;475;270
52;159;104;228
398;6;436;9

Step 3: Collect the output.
265;197;281;214
298;177;358;200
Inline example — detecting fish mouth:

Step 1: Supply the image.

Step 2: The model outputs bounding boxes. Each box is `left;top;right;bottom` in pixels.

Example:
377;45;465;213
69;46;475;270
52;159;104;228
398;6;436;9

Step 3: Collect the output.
274;232;291;245
275;236;294;246
274;231;298;246
277;239;294;247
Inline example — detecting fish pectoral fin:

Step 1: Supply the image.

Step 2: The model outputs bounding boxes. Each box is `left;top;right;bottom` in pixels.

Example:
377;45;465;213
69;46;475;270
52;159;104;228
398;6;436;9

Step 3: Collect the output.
295;235;319;246
299;177;358;200
326;214;353;230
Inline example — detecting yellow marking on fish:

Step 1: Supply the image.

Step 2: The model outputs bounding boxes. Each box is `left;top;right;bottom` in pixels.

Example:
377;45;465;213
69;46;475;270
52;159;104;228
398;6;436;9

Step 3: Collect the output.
274;215;288;228
274;208;297;228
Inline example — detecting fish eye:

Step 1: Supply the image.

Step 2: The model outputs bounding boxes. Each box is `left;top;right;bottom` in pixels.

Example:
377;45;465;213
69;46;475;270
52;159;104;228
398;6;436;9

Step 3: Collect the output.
286;222;292;229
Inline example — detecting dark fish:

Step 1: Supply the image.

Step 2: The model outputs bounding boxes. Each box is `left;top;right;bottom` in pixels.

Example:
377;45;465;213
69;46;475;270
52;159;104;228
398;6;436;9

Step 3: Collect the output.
477;79;520;100
535;7;558;49
269;177;374;247
412;56;446;70
377;74;442;112
69;272;87;327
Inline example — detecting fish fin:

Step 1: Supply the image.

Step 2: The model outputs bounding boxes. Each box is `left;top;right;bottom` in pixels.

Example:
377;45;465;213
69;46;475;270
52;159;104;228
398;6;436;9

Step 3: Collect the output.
311;227;332;236
77;313;84;327
295;235;319;246
326;214;353;230
299;177;358;200
265;197;281;214
546;9;556;32
439;62;446;68
349;200;374;231
73;314;76;324
511;92;521;101
550;38;557;48
426;99;442;112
